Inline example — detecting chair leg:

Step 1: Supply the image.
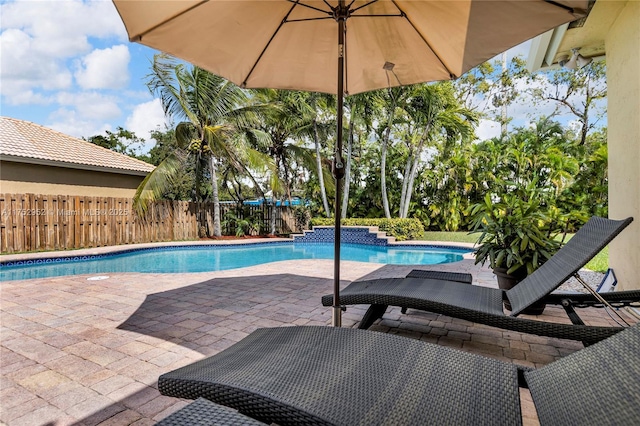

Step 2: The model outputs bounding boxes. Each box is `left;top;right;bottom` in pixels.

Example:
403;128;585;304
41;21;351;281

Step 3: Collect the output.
561;299;594;347
359;304;388;329
561;299;586;326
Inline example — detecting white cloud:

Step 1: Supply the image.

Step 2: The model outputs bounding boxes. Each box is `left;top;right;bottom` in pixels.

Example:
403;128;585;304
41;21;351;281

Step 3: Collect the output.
0;0;126;56
0;28;73;101
3;90;51;106
75;45;130;89
476;119;501;141
55;91;121;120
0;0;126;102
489;40;531;64
125;98;170;151
47;108;112;139
567;119;583;134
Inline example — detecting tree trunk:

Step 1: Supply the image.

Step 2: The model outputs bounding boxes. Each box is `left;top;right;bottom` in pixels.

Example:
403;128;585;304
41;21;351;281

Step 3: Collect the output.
313;118;331;217
399;148;412;218
403;154;422;218
270;200;277;235
381;92;399;219
402;136;426;218
341;117;354;219
381;126;391;219
209;156;222;237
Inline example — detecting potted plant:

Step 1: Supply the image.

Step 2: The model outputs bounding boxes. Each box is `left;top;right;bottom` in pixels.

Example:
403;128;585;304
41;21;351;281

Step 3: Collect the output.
469;192;562;314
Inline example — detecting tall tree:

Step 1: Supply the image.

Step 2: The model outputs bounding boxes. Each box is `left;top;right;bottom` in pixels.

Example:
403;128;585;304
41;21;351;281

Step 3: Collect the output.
377;86;410;219
305;92;334;218
251;89;320;234
529;61;606;145
397;82;476;218
136;54;266;237
86;127;149;161
146;126;196;201
342;91;376;218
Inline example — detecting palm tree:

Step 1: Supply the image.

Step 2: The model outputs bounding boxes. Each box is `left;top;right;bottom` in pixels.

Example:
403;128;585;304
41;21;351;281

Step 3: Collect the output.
304;92;335;218
342;91;376;218
377;86;410;219
250;89;321;234
398;82;476;218
135;54;267;237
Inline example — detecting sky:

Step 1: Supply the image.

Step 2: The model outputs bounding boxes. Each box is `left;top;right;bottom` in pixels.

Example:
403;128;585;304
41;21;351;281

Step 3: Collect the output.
0;0;169;153
0;0;594;154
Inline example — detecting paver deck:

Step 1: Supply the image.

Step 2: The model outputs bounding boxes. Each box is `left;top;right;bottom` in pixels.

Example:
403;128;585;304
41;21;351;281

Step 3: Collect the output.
1;257;636;425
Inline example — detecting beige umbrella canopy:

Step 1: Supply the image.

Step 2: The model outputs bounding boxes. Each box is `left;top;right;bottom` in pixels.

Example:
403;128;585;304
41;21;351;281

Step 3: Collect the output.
113;0;587;325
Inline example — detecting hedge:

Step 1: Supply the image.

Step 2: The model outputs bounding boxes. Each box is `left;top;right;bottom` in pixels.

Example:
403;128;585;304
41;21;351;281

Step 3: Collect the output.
309;218;424;241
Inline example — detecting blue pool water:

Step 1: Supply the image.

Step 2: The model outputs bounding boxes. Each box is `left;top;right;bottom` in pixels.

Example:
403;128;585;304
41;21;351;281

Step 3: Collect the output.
0;242;470;281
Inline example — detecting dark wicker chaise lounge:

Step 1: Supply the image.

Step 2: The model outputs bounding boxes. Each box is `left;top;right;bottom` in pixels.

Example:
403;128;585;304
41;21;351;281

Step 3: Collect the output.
322;216;638;345
156;397;264;425
158;324;640;425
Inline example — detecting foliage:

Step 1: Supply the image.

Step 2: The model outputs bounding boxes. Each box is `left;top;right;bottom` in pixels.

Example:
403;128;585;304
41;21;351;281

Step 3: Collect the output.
292;205;312;232
134;54;608;238
248;89;327;234
528;60;607;146
418;231;608;273
221;209;262;237
420;232;477;244
469;192;563;275
136;54;269;238
310;217;424;241
85;127;150;162
146;127;200;200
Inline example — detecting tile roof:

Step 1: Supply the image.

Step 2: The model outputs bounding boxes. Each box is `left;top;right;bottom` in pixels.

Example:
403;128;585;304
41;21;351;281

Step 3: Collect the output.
0;116;155;174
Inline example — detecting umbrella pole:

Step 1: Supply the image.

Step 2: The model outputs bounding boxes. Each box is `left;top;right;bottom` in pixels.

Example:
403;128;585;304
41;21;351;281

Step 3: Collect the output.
332;2;347;327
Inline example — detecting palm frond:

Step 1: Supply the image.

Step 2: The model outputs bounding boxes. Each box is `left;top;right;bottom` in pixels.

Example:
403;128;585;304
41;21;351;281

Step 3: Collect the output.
133;151;187;215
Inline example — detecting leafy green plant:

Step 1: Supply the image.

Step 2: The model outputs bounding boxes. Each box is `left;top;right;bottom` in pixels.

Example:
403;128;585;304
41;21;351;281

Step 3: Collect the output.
222;211;262;237
292;205;311;232
469;193;562;275
309;218;424;241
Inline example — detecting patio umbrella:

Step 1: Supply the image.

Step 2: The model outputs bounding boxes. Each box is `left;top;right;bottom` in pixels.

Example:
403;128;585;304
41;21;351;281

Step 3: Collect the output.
113;0;587;326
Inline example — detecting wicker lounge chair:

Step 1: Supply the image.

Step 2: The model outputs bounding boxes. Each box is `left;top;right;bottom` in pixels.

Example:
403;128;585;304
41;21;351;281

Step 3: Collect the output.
158;324;640;425
321;216;637;345
156;398;265;425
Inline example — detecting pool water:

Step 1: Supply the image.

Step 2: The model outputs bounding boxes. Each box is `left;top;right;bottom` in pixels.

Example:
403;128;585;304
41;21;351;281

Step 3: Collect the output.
0;242;470;281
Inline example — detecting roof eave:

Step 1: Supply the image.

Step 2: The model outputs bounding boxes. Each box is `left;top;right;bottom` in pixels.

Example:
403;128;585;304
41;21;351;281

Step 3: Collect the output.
0;154;153;177
526;24;569;72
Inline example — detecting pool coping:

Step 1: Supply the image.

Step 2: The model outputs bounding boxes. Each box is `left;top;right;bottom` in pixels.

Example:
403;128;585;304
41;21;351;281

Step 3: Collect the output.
0;237;476;266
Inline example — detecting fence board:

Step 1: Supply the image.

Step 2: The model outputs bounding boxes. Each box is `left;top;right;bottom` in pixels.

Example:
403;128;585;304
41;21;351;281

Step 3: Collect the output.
0;193;298;254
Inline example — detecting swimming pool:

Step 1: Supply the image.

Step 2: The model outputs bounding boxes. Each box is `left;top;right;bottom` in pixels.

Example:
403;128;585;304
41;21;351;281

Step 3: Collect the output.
0;242;471;281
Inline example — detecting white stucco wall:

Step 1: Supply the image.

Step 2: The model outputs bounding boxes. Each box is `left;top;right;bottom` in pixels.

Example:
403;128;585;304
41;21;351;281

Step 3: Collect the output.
606;0;640;291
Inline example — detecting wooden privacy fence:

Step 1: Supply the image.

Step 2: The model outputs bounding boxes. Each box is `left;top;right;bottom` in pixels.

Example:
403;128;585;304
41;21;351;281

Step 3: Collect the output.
0;194;296;254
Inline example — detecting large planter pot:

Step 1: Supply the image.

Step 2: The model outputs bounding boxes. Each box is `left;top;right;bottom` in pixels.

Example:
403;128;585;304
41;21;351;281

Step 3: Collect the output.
493;268;546;315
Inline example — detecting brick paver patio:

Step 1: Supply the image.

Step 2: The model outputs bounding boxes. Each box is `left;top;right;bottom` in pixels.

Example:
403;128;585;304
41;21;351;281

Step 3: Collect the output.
1;254;636;425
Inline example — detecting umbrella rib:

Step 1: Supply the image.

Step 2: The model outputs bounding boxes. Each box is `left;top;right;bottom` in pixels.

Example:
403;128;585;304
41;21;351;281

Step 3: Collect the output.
285;0;334;16
544;0;583;14
349;14;403;18
128;0;208;42
241;2;330;88
390;0;456;79
286;17;335;23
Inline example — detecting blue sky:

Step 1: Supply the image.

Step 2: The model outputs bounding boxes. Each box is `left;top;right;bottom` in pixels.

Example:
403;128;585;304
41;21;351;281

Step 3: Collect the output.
1;0;169;152
0;0;597;153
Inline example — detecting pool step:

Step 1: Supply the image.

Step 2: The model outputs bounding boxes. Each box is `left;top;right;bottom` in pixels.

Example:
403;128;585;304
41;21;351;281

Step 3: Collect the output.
292;226;395;246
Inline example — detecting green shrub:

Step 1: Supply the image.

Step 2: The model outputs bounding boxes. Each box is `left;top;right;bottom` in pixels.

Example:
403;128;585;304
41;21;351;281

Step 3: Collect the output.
469;193;562;275
309;218;424;241
292;205;311;232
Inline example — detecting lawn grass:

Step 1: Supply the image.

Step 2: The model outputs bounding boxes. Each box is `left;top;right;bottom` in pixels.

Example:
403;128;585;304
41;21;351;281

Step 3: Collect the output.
421;231;478;243
420;231;608;272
